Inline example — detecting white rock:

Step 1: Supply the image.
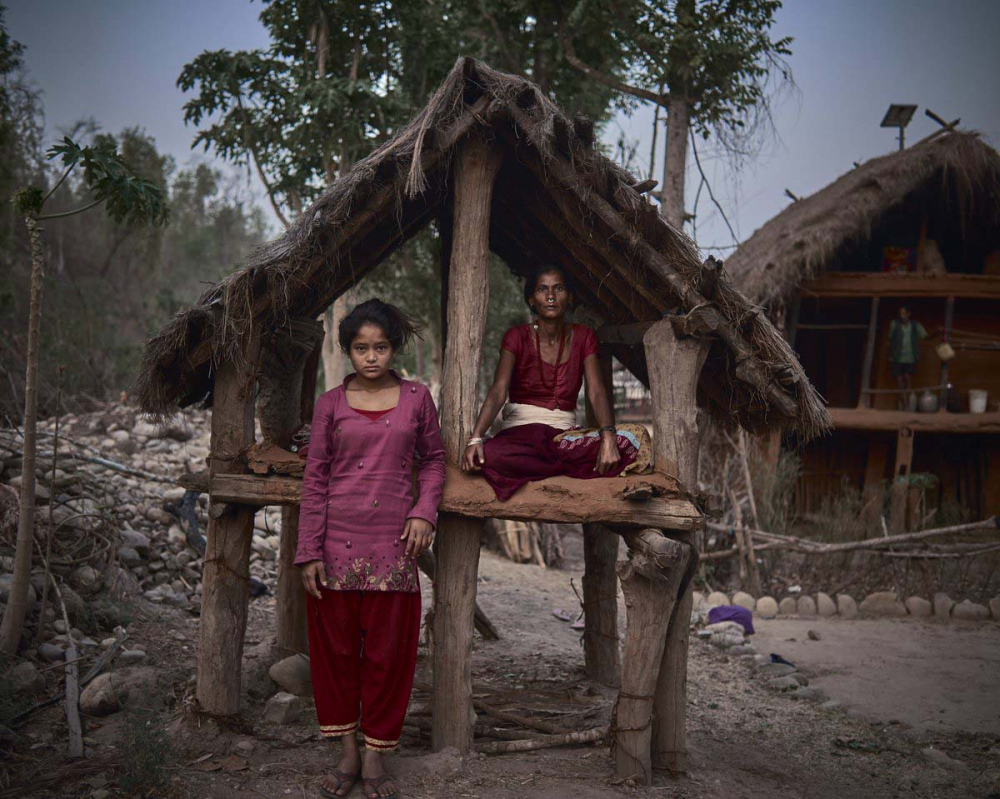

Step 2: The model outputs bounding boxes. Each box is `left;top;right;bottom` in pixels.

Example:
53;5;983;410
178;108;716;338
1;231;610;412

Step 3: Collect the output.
859;591;907;617
706;591;729;608
755;596;778;619
778;597;797;615
0;573;37;605
80;672;126;716
816;592;837;617
8;661;45;694
71;565;101;594
836;593;858;620
797;596;817;617
921;747;970;773
904;596;932;617
732;591;755;611
933;592;954;620
269;654;313;696
119;649;147;665
952;599;990;621
264;692;303;724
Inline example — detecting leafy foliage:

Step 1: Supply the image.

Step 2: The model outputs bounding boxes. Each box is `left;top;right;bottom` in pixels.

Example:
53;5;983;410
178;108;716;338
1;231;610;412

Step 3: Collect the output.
45;136;169;226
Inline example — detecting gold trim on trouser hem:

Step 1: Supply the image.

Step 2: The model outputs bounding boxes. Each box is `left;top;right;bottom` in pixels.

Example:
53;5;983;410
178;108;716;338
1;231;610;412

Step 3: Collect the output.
319;721;359;737
362;733;398;750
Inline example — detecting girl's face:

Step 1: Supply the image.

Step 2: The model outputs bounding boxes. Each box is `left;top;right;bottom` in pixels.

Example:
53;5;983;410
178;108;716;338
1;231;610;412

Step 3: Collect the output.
531;270;571;321
348;322;394;381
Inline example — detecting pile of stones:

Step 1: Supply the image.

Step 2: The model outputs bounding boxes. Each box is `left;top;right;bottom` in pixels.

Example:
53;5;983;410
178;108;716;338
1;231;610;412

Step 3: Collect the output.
693;589;999;622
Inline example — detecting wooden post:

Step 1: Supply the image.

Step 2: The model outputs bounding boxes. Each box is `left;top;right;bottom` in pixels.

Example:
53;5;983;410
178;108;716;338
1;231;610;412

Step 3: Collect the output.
858;296;880;408
642;319;710;776
197;340;259;716
259;320;324;659
613;530;690;784
582;348;621;686
432;132;501;753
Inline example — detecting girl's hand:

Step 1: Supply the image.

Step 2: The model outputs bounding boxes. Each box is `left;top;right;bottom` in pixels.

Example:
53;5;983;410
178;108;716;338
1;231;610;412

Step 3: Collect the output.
595;432;621;475
300;560;327;599
402;518;435;557
462;442;485;472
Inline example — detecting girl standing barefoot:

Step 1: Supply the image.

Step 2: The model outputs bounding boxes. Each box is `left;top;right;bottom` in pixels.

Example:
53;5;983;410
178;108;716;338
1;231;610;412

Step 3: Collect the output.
296;299;445;799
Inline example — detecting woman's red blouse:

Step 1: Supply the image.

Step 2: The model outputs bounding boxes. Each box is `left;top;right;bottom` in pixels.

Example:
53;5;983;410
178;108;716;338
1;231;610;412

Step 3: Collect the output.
501;323;599;411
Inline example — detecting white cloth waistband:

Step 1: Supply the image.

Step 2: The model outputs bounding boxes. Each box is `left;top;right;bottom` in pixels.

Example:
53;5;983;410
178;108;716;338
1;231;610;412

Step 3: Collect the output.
498;402;577;432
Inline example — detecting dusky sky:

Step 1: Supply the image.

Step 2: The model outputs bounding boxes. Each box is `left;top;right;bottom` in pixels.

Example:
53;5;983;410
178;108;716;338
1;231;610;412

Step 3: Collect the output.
9;0;1000;254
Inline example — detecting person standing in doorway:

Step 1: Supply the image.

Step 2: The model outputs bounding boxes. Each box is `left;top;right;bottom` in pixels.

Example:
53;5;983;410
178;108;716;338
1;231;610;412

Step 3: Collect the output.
888;305;927;409
296;299;445;799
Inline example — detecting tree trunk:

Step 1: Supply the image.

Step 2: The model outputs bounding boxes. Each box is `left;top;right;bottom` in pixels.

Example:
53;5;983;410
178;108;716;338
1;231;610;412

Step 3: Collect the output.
613;531;690;785
642;320;709;775
0;217;43;655
660;95;690;231
432;133;501;753
322;295;349;391
196;339;259;715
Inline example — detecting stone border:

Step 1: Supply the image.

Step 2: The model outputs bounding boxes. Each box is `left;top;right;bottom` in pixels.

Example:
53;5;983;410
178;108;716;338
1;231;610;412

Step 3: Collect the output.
694;590;999;622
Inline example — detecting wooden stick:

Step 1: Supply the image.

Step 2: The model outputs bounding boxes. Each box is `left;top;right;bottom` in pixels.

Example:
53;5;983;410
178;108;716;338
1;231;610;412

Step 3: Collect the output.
48;572;82;758
476;727;607;754
705;517;997;553
473;699;571;736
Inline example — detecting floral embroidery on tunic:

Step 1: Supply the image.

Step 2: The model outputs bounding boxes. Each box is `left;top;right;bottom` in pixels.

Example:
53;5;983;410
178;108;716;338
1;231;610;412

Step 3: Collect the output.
324;556;419;593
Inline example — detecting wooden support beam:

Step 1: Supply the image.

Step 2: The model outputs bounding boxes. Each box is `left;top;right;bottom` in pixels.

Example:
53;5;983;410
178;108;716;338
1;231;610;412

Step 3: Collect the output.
613;530;690;784
582;351;621;687
858;297;880;409
894;427;914;478
432;132;501;754
197;339;259;716
641;319;709;776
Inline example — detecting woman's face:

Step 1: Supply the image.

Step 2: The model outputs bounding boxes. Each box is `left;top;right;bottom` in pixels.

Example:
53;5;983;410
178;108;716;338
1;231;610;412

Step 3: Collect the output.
531;270;571;321
348;322;394;380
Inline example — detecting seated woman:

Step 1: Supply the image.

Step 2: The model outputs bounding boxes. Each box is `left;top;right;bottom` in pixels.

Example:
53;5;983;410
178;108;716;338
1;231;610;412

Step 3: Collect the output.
462;265;649;500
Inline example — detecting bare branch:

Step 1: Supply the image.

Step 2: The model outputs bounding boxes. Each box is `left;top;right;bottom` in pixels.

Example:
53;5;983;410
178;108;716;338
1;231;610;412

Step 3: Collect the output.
559;27;667;106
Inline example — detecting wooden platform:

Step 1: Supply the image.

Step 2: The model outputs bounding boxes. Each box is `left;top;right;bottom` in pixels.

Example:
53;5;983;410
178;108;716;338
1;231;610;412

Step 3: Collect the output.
182;464;702;531
828;407;1000;433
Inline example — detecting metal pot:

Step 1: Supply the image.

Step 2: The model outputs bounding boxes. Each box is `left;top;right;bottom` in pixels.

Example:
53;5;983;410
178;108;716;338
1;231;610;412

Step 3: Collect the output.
918;390;938;413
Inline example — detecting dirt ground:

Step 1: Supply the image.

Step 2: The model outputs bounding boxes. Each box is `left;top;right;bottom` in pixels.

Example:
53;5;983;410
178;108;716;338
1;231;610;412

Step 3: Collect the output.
9;532;1000;799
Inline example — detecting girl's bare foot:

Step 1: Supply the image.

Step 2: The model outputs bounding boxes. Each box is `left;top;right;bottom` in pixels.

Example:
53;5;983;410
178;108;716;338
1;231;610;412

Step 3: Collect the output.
362;749;398;798
320;736;361;797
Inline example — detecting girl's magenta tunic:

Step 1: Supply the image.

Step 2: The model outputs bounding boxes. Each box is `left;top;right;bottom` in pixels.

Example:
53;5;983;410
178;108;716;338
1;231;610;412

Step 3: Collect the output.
294;374;446;593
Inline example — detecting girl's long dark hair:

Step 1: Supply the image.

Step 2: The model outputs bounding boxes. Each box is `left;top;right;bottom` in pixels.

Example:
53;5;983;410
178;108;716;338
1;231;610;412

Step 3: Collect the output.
522;264;573;307
338;298;421;353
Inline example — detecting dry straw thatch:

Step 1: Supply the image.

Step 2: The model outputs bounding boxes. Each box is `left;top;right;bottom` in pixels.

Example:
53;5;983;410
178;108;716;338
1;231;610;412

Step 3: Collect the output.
727;130;1000;307
133;57;829;438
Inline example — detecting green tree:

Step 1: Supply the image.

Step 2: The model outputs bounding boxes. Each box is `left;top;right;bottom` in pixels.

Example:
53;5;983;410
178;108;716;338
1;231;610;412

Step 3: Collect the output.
0;137;167;655
561;0;793;232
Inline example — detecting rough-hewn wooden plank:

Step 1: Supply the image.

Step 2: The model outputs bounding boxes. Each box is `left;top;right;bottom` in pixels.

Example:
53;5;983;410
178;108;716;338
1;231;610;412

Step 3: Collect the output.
803;272;1000;299
829;407;1000;433
198;467;702;529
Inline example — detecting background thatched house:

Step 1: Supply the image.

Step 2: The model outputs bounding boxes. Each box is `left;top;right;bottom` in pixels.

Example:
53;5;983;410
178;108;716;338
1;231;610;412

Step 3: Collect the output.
727;129;1000;519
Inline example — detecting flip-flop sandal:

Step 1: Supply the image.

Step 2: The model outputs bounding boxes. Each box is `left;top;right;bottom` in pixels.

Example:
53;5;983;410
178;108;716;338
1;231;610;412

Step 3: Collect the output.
570;616;586;630
552;609;573;622
319;768;361;798
363;774;400;799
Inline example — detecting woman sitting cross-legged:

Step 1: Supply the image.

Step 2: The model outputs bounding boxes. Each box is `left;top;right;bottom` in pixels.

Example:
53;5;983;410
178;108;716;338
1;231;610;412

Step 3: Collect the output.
296;299;445;799
462;264;650;500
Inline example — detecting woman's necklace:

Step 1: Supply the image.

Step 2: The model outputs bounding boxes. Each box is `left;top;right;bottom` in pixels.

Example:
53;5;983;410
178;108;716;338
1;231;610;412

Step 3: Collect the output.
533;323;567;398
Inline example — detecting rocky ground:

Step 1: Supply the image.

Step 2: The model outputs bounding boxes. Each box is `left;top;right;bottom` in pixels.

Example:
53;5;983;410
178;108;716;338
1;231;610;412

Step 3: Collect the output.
1;404;999;798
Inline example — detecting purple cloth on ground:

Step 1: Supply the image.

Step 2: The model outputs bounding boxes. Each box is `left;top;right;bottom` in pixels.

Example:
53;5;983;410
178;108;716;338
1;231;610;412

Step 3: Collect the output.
707;605;755;635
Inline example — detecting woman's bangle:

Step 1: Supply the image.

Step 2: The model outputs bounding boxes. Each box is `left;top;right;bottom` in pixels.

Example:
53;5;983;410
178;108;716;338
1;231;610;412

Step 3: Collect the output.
467;436;485;447
598;425;616;436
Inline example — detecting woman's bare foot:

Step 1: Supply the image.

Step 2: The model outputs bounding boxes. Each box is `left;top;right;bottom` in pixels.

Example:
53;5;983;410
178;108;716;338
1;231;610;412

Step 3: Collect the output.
362;749;398;798
321;735;361;797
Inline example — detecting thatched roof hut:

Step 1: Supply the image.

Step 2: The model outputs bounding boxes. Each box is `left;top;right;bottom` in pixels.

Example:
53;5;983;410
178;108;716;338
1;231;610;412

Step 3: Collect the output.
133;57;828;438
727;130;1000;307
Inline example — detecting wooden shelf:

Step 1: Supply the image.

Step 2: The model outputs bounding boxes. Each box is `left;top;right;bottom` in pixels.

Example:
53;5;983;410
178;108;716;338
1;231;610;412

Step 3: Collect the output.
802;272;1000;299
182;464;703;531
828;407;1000;433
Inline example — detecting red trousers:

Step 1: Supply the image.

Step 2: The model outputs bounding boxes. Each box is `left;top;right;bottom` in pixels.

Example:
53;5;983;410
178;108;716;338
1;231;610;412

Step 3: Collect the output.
307;590;421;751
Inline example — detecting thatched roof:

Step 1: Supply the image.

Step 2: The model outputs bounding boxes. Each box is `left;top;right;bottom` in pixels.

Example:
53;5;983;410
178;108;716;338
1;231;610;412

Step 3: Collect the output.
728;131;1000;306
134;57;829;438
